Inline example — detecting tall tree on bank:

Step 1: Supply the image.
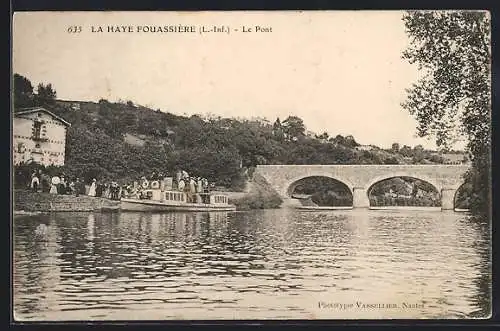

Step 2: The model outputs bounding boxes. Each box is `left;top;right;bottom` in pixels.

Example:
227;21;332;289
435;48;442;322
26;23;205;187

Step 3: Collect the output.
282;116;306;141
13;74;58;109
13;74;35;108
35;83;57;106
402;11;491;217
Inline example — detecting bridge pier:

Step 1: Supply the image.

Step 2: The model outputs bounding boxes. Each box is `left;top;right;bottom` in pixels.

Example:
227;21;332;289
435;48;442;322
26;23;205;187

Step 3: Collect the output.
353;187;369;208
441;188;456;210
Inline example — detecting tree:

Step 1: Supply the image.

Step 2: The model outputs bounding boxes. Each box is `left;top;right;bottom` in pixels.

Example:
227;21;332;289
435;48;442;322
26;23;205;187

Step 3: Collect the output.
35;83;57;105
384;157;399;165
391;143;400;153
402;11;491;216
412;144;425;163
272;117;285;141
13;73;35;108
316;132;330;141
332;134;345;145
282;116;305;141
344;135;359;148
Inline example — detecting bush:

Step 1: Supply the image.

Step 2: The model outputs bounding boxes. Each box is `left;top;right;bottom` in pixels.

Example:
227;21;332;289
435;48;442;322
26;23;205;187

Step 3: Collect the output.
231;192;282;211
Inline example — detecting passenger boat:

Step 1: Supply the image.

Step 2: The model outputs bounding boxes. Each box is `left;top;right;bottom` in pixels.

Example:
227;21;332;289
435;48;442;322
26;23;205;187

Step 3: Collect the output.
120;184;236;212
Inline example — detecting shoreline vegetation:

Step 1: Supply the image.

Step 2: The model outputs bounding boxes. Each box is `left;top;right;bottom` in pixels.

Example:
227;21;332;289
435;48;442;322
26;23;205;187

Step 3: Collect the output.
13;73;474;212
228;173;283;211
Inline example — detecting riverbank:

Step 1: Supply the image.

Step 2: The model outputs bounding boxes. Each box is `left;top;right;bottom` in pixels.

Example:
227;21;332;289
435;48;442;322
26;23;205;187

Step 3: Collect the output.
13;182;280;212
13;190;120;212
227;174;283;211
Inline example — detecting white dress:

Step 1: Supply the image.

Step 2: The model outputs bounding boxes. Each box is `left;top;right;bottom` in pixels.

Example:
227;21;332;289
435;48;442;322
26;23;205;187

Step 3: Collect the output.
88;182;97;197
50;176;60;194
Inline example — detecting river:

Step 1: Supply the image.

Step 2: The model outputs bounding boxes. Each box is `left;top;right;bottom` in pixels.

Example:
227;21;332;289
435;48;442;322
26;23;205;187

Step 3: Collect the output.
13;209;491;320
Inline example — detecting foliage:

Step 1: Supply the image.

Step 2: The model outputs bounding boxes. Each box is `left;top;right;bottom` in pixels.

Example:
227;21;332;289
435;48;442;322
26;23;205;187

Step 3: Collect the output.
402;11;491;216
13;73;469;195
230;173;283;210
384;157;399;165
369;177;441;207
290;176;352;206
281;116;306;141
231;192;283;210
35;83;57;106
13;74;35;108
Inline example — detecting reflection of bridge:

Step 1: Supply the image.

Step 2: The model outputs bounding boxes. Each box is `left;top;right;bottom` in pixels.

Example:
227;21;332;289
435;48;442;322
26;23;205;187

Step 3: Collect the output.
254;165;470;210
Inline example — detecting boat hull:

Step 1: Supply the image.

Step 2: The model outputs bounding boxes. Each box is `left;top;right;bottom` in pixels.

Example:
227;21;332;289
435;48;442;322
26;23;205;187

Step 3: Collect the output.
120;198;236;212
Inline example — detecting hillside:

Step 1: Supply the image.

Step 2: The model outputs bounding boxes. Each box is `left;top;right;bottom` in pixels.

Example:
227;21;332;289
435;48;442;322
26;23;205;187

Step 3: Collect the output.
13;70;466;191
15;97;464;190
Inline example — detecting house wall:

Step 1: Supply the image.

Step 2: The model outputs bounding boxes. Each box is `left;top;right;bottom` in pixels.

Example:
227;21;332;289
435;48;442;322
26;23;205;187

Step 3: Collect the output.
13;111;68;166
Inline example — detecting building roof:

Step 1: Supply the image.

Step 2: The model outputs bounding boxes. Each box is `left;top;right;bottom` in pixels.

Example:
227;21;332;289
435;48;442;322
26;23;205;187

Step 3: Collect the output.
14;107;71;126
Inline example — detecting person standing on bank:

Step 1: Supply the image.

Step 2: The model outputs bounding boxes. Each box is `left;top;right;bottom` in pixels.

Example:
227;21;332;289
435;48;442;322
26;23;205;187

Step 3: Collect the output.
41;172;50;193
88;178;97;197
197;177;203;194
74;178;80;197
96;181;103;197
30;172;39;192
50;175;60;194
59;176;67;194
178;178;185;192
202;178;209;193
175;170;182;189
187;177;194;203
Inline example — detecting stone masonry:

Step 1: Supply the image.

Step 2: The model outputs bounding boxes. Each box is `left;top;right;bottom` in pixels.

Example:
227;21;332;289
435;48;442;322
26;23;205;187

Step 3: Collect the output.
255;164;469;210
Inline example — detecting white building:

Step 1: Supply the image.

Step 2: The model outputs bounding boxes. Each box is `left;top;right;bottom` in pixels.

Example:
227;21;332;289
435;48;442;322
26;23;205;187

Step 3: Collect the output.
356;145;374;151
13;107;71;166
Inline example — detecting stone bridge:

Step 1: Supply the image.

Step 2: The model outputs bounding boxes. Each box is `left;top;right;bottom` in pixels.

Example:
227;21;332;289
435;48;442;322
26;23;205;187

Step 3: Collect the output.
254;164;470;210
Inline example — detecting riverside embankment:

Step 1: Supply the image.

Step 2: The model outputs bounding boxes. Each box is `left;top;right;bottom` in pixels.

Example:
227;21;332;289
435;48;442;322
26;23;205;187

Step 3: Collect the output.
14;175;283;213
14;190;120;212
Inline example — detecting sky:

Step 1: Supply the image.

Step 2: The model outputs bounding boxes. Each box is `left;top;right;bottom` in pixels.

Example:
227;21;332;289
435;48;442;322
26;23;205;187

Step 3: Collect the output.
12;11;467;149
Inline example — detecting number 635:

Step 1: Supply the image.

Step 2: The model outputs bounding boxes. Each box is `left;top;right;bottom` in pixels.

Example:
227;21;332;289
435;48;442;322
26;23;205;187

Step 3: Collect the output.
67;26;82;33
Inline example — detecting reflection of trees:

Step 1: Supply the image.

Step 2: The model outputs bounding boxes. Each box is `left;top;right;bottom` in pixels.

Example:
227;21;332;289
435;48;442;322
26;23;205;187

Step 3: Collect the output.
55;212;101;279
369;177;441;207
14;218;46;313
50;211;250;280
466;219;491;318
13;214;61;315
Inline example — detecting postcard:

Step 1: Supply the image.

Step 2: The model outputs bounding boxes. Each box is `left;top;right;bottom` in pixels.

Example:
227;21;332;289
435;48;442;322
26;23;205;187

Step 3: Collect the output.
11;10;491;320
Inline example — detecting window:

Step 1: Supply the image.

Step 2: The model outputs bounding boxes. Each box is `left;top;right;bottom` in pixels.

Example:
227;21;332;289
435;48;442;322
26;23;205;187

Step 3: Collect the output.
35;143;41;148
17;142;25;153
33;122;42;139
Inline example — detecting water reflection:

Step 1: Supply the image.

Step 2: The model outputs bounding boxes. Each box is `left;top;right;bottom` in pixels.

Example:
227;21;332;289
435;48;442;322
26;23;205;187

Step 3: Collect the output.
13;209;491;320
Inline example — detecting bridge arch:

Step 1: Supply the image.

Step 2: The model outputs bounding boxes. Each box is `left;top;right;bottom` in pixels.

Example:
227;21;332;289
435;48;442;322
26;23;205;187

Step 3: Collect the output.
366;175;442;208
365;172;443;195
453;181;471;210
285;174;355;198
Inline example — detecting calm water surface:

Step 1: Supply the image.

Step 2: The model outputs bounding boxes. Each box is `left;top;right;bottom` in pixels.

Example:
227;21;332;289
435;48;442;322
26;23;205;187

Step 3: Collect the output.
13;209;491;320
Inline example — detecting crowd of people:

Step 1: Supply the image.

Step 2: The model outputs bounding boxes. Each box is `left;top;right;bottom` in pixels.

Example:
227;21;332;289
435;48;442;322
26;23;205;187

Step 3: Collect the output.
27;168;216;203
132;169;214;203
28;170;125;200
